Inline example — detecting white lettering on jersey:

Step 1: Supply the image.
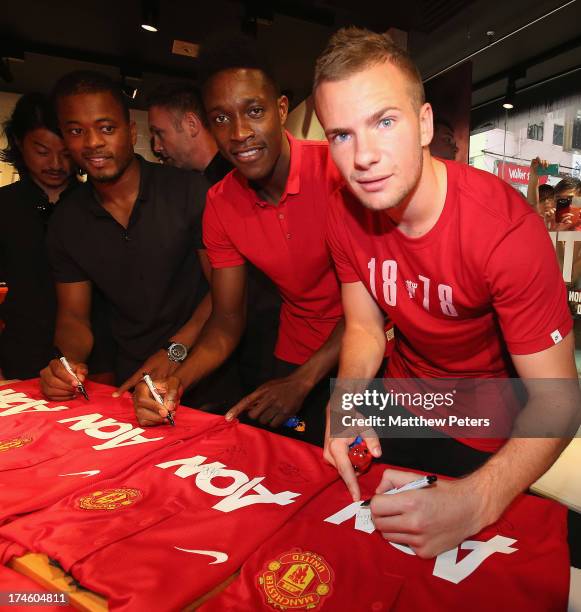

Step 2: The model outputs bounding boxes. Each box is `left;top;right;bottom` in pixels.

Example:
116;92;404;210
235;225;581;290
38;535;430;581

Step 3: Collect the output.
213;480;299;512
418;275;430;311
366;263;459;316
438;284;459;317
57;413;164;450
58;470;101;478
324;501;374;534
174;547;228;564
432;536;517;584
156;455;300;512
405;280;418;299
324;502;518;583
0;389;68;415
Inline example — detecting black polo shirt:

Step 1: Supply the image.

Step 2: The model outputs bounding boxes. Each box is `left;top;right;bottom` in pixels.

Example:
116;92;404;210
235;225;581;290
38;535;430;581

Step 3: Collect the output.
203;151;233;185
47;156;209;382
0;176;68;378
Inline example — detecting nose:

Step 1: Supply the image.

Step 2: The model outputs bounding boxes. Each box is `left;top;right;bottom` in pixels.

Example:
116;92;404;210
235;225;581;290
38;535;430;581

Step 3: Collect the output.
230;115;255;143
152;134;163;154
84;128;106;149
353;132;381;171
48;150;64;170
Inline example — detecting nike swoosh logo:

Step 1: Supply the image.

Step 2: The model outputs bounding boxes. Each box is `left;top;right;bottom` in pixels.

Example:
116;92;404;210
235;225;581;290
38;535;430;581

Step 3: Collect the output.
174;547;229;564
58;470;101;478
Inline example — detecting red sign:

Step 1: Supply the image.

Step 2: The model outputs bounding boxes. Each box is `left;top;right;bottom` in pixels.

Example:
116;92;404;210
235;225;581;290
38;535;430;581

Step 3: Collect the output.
496;161;548;186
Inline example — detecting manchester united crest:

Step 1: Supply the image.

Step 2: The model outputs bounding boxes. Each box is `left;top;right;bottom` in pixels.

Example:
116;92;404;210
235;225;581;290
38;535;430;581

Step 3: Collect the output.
0;436;32;452
77;488;142;511
258;549;334;610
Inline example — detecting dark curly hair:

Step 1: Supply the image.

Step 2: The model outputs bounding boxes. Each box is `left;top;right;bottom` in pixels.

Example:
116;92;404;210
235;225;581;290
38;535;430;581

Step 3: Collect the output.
0;93;61;174
52;70;130;122
196;32;279;97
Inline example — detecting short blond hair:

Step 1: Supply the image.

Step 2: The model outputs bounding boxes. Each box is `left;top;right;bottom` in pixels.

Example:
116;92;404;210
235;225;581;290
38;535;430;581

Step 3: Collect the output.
314;27;425;109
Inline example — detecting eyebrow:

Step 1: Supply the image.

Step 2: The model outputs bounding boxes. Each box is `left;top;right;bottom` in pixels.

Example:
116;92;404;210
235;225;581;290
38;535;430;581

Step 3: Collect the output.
324;106;402;138
32;140;49;149
206;97;264;114
64;117;117;125
367;106;401;125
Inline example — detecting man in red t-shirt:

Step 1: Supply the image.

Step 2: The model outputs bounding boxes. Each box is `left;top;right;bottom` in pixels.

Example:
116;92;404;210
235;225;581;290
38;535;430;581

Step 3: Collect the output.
133;36;344;445
312;27;580;558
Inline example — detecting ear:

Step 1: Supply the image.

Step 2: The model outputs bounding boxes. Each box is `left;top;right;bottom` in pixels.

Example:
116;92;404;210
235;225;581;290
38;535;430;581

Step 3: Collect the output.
419;102;433;148
130;120;138;146
278;95;289;127
183;112;201;137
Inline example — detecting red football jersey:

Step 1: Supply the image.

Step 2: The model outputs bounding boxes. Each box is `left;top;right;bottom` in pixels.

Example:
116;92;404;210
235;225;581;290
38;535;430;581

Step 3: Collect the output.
327;161;572;452
0;421;338;611
0;379;224;524
200;463;569;612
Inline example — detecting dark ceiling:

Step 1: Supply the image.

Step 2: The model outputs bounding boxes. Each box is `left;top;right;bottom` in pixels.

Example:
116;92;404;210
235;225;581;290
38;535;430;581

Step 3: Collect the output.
1;0;580;118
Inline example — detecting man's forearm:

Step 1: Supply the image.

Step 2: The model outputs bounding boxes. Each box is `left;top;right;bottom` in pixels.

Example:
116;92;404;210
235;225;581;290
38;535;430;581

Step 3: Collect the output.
465;383;579;523
526;176;539;209
173;310;245;390
293;319;345;388
338;322;386;380
169;293;212;349
467;436;570;526
330;323;386;404
54;316;93;363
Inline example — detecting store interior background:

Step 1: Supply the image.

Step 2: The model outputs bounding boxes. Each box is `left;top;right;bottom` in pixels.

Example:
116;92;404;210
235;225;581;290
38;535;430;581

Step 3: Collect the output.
1;0;581;366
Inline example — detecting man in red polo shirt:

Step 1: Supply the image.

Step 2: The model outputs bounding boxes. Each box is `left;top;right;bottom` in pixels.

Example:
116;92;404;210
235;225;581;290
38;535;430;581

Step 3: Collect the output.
133;36;344;445
313;28;580;558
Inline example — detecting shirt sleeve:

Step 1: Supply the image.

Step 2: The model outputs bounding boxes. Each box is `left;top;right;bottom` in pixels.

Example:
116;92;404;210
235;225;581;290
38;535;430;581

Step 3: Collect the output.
486;212;572;355
202;191;246;268
46;221;89;283
325;192;361;284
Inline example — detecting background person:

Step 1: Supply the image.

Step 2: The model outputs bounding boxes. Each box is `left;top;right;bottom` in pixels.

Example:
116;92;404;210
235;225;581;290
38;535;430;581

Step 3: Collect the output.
0;93;75;380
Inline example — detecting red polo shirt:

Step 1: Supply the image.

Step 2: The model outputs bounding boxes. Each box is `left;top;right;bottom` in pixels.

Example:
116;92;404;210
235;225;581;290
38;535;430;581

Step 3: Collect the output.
203;132;343;365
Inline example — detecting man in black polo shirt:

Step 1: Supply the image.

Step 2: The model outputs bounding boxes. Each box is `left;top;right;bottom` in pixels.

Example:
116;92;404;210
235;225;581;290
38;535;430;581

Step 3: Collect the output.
40;71;213;404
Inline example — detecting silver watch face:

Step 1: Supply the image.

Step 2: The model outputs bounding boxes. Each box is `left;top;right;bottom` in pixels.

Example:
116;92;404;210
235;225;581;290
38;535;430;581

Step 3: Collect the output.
168;342;187;362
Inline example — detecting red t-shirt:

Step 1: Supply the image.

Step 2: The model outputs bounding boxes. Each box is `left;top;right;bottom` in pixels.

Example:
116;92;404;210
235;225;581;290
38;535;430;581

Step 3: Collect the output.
327;161;572;451
199;463;569;612
203;132;343;365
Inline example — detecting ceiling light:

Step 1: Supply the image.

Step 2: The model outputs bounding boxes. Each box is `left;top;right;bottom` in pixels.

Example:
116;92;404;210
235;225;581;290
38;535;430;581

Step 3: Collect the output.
141;0;159;32
502;78;516;110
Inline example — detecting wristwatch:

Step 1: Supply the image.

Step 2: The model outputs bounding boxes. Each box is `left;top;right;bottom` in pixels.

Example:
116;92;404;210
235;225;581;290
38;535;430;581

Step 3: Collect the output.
165;341;188;363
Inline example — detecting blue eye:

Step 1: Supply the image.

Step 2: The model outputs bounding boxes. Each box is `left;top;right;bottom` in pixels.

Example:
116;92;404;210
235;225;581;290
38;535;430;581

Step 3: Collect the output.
379;118;393;128
333;132;350;144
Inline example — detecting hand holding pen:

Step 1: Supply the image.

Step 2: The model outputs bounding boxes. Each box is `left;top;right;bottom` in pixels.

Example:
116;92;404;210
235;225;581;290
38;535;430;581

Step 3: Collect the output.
142;372;175;426
361;474;437;506
40;348;89;401
367;469;488;558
